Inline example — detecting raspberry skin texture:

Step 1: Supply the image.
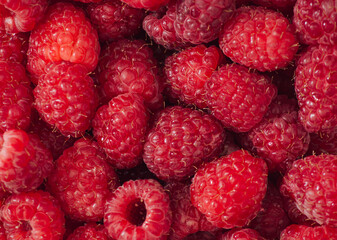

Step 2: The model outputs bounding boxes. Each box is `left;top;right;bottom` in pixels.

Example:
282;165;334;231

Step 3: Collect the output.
87;0;145;42
67;223;111;240
295;44;337;133
293;0;337;46
1;190;65;240
120;0;169;11
219;228;265;240
0;61;33;133
164;45;223;109
219;6;299;72
34;61;99;138
190;150;268;229
0;129;53;194
0;31;29;64
143;106;226;181
280;154;337;226
27;2;100;83
93;93;149;169
104;179;172;240
205;64;277;133
174;0;235;45
280;224;337;240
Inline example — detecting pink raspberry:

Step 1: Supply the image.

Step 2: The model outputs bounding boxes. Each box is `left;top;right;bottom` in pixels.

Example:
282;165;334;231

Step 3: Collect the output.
280;224;337;240
190;150;268;228
104;179;172;240
219;228;265;240
143;106;225;181
0;31;29;64
219;6;299;72
120;0;169;11
67;223;111;240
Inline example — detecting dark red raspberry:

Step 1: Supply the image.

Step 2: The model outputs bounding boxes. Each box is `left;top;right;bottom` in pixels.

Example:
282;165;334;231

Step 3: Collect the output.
251;0;296;15
104;179;172;240
263;95;298;119
219;228;265;240
205;64;277;132
87;0;145;42
97;39;164;111
308;130;337;155
1;190;65;240
0;129;53;194
280;154;337;226
143;106;225;181
121;0;169;11
47;138;119;222
0;61;33;132
295;44;337;133
67;223;111;240
93;93;149;169
219;6;298;72
34;61;99;138
293;0;337;46
0;31;29;64
164;45;223;109
27;2;100;83
280;224;337;240
190;150;268;228
0;0;47;33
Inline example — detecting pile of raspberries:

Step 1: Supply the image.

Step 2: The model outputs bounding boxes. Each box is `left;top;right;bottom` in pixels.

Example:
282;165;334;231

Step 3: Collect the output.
0;0;337;239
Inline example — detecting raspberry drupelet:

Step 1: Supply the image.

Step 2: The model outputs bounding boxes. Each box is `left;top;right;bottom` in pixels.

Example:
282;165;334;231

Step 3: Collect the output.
67;223;111;240
280;224;337;240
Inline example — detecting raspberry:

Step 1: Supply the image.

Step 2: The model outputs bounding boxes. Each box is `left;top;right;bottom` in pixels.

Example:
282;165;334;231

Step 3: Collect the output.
0;222;5;240
0;61;33;132
104;179;172;240
164;45;223;109
219;228;265;240
47;138;119;222
190;150;268;228
295;44;337;133
67;223;111;240
0;0;48;33
87;0;145;42
263;95;298;119
219;6;299;72
120;0;169;11
0;129;53;193
0;31;29;64
293;0;337;46
1;190;65;240
280;154;337;226
205;64;277;132
27;2;100;83
34;61;99;138
143;106;225;181
280;224;337;240
308;130;337;155
93;93;149;169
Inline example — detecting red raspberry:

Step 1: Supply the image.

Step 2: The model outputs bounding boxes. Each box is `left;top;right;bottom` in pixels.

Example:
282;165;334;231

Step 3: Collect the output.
205;64;277;132
164;45;223;109
190;150;268;228
295;44;337;133
97;39;164;111
308;130;337;155
0;31;29;64
34;61;99;138
0;221;5;240
0;61;33;132
121;0;169;11
93;93;149;169
27;2;100;83
47;138;119;222
293;0;337;46
143;106;225;181
280;154;337;226
263;95;298;119
280;224;337;240
219;6;298;72
1;190;65;240
219;228;265;240
67;223;111;240
104;179;172;240
87;0;145;42
0;129;53;194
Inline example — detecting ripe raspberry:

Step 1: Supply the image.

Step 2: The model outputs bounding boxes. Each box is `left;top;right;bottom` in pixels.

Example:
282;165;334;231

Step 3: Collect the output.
47;138;119;222
87;0;145;42
143;106;225;181
34;61;99;138
104;179;172;240
190;150;268;228
0;31;29;64
164;45;223;109
295;44;337;133
0;61;33;132
0;129;53;194
280;224;337;240
121;0;169;11
93;93;149;169
219;228;265;240
205;64;277;132
219;6;298;72
308;130;337;155
67;223;111;240
280;154;337;226
97;39;164;111
293;0;337;46
27;2;100;83
1;190;65;240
